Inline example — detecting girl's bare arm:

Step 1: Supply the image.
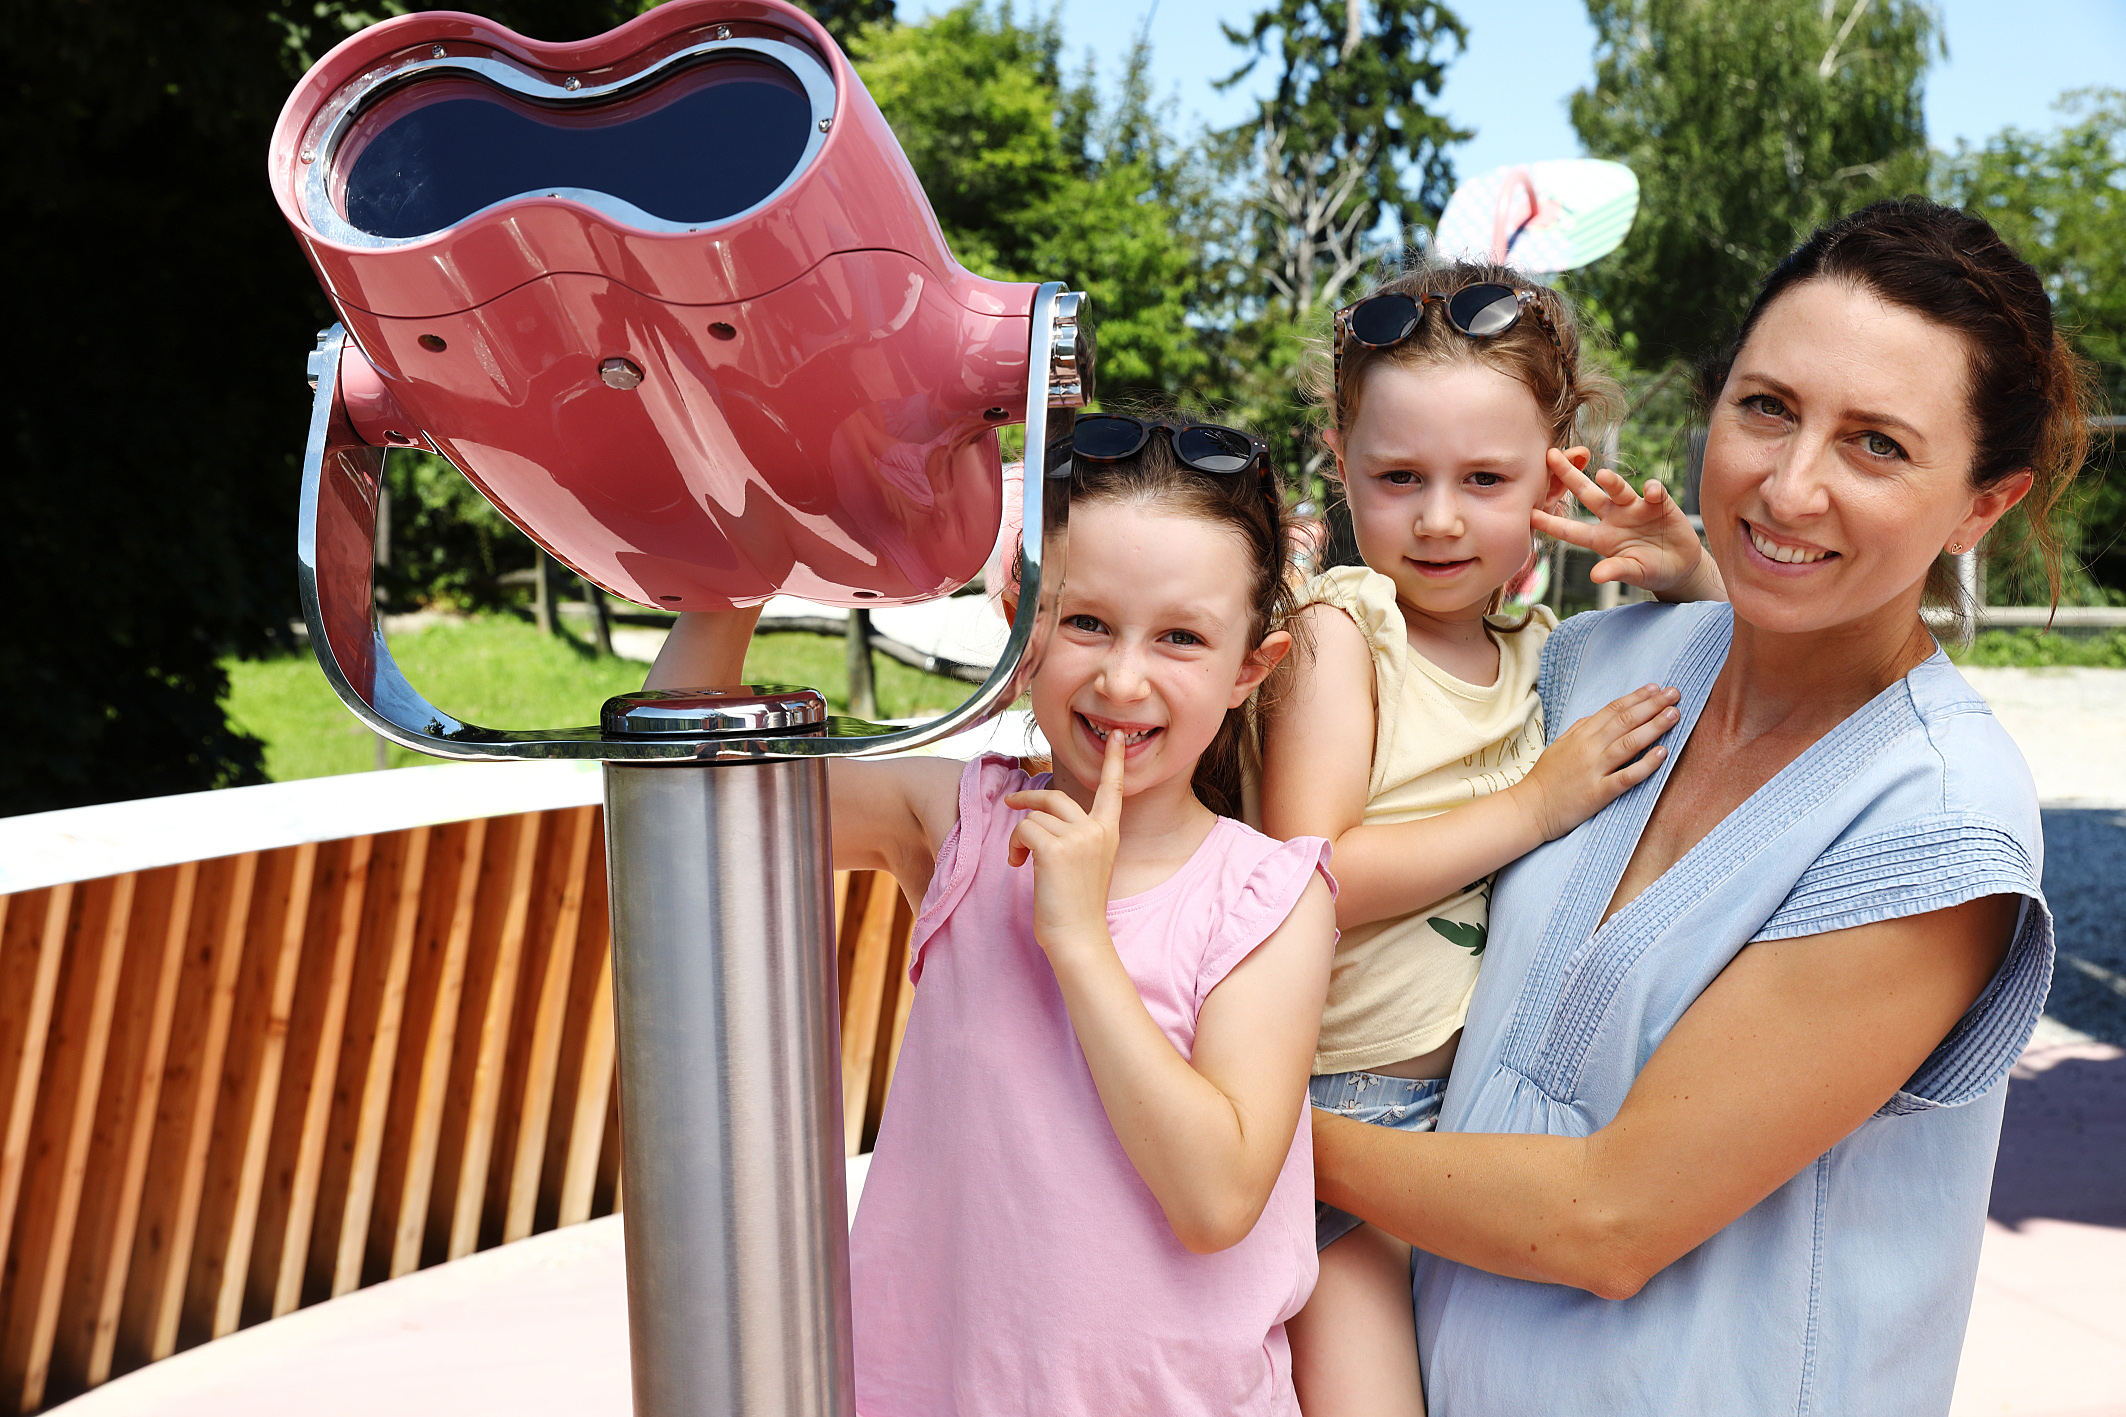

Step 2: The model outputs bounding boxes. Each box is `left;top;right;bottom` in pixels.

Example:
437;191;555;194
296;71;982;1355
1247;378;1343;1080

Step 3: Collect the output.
645;610;960;895
1313;892;2019;1296
1534;451;1726;603
1007;730;1336;1253
1261;603;1677;930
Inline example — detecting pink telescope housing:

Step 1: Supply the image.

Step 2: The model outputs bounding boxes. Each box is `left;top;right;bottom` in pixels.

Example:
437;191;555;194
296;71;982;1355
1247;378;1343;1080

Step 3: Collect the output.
270;0;1090;759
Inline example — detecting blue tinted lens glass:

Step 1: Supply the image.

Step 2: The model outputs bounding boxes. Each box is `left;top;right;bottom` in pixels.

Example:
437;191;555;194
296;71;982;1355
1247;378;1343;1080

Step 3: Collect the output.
339;58;811;239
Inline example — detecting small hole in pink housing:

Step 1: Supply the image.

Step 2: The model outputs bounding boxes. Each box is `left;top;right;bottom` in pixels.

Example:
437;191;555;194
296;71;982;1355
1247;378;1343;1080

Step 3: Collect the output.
418;334;447;352
659;595;682;603
708;322;737;341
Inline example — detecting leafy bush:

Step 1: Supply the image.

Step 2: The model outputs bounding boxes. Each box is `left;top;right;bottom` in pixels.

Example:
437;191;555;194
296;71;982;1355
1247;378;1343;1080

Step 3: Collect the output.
379;452;536;613
1952;628;2126;668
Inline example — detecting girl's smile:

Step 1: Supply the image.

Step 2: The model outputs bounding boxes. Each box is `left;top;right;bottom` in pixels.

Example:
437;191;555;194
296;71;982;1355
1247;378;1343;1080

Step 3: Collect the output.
1074;711;1163;758
1030;500;1286;815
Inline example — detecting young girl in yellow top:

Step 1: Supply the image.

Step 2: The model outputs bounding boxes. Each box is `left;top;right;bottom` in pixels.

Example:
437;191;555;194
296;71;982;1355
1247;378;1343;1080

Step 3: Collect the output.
1261;262;1721;1416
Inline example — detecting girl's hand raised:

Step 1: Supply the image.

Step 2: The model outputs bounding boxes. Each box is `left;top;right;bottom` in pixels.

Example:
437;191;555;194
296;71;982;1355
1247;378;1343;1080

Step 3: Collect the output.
1005;727;1127;959
1534;448;1726;604
1512;684;1681;842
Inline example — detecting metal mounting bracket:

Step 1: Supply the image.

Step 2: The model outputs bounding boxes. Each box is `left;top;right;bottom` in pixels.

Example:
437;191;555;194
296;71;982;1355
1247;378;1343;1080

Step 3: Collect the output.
295;283;1082;761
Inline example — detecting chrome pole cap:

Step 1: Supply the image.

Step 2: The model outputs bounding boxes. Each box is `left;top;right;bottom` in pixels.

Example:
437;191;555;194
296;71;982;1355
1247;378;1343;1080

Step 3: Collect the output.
602;684;828;737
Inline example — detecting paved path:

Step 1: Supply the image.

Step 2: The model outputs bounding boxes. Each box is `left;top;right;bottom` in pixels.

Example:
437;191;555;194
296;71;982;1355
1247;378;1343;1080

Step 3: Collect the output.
1961;667;2126;809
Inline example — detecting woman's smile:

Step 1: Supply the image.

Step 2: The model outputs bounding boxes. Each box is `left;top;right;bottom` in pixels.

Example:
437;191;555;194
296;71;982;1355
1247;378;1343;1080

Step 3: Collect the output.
1740;519;1836;571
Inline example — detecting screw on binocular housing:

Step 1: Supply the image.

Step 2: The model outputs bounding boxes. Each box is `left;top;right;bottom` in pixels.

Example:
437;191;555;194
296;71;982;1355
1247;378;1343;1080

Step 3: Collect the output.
269;4;1096;1416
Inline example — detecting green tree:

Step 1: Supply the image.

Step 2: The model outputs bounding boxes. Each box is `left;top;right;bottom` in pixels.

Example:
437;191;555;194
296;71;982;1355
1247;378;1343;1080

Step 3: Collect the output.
1220;0;1470;301
1568;0;1936;369
796;0;896;51
1207;0;1469;498
1936;88;2126;601
855;2;1211;404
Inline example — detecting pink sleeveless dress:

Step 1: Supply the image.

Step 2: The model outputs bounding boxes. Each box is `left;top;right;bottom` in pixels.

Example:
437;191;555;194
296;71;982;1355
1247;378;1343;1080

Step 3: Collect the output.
851;754;1333;1417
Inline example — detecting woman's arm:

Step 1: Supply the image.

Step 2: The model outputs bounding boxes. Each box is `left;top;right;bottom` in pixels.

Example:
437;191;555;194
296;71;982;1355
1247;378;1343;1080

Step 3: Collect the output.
1261;603;1677;930
1314;892;2021;1298
1007;731;1336;1253
643;610;960;894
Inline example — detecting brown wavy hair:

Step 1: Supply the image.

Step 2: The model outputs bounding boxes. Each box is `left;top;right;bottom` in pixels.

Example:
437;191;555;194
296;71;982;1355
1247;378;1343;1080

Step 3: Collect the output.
1024;412;1302;819
1305;259;1626;453
1698;198;2098;616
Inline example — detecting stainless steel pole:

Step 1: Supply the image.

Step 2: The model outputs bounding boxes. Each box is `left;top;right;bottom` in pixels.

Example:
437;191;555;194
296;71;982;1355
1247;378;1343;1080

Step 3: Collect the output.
603;758;852;1417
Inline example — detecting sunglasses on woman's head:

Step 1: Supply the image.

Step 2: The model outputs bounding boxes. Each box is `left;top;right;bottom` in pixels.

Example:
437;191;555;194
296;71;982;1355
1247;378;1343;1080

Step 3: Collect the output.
1053;415;1279;509
1332;283;1570;396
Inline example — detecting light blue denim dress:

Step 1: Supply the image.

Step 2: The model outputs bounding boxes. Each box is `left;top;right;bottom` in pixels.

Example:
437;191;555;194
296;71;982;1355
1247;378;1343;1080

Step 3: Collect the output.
1415;602;2053;1416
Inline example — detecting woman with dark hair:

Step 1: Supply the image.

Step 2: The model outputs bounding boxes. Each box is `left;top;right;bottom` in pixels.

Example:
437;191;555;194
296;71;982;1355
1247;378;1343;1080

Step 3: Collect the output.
1310;199;2093;1413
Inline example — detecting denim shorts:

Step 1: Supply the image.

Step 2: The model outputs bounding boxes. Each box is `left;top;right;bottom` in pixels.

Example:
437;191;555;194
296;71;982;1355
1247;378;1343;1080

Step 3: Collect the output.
1309;1070;1445;1251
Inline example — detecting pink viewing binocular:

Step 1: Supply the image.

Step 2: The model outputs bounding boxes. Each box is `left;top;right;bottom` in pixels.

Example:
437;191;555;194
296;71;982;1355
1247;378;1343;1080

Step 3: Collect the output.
269;0;1092;760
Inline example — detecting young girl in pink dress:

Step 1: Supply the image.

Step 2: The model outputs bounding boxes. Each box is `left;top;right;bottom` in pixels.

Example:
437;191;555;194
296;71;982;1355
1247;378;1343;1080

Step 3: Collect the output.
652;414;1337;1415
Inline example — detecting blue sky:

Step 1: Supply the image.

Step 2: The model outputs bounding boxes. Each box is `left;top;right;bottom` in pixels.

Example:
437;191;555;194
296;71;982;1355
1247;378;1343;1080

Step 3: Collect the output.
902;0;2126;182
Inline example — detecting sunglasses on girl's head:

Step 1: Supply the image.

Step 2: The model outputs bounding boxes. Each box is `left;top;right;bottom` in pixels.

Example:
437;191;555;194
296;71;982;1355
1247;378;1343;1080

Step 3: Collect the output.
1332;283;1569;395
1052;415;1279;507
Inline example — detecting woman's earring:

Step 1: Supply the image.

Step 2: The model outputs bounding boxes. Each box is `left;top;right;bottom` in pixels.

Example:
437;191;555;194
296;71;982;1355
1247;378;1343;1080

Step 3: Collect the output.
1948;542;1965;554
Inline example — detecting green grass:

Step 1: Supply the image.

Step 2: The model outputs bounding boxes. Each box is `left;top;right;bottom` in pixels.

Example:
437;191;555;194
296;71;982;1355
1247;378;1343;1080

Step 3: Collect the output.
1948;627;2126;668
222;615;973;783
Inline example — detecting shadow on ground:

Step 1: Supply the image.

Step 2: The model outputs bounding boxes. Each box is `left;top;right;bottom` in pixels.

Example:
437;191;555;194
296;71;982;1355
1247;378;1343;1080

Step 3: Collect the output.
1990;1051;2126;1229
2037;809;2126;1048
1986;809;2126;1229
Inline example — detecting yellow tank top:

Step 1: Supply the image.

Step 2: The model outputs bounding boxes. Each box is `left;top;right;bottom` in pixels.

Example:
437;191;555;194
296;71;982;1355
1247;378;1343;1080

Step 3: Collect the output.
1305;566;1554;1074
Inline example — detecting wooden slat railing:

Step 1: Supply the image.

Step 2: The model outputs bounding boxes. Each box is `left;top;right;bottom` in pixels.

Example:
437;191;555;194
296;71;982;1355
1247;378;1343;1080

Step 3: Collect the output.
0;779;918;1412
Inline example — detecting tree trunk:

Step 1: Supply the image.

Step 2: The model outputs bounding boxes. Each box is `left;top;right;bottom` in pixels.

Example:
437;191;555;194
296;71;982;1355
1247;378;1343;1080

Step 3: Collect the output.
534;549;559;635
582;577;614;655
846;609;878;719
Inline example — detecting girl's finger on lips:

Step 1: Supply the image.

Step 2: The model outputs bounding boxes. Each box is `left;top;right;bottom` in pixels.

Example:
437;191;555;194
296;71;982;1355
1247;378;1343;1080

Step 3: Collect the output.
1092;725;1127;828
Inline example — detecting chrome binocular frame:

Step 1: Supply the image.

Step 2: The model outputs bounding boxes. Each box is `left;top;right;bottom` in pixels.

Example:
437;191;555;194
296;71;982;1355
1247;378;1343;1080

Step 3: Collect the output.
296;283;1087;760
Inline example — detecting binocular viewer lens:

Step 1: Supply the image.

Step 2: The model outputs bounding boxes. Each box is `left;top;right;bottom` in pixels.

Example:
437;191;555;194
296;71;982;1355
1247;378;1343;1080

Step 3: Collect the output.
335;56;814;240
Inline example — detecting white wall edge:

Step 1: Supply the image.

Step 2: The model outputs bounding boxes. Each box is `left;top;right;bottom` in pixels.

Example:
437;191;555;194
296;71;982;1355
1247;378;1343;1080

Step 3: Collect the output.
0;712;1047;896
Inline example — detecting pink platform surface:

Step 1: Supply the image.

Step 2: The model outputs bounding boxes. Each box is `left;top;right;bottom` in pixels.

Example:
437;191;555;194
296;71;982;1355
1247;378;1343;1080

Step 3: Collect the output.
51;1046;2125;1417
